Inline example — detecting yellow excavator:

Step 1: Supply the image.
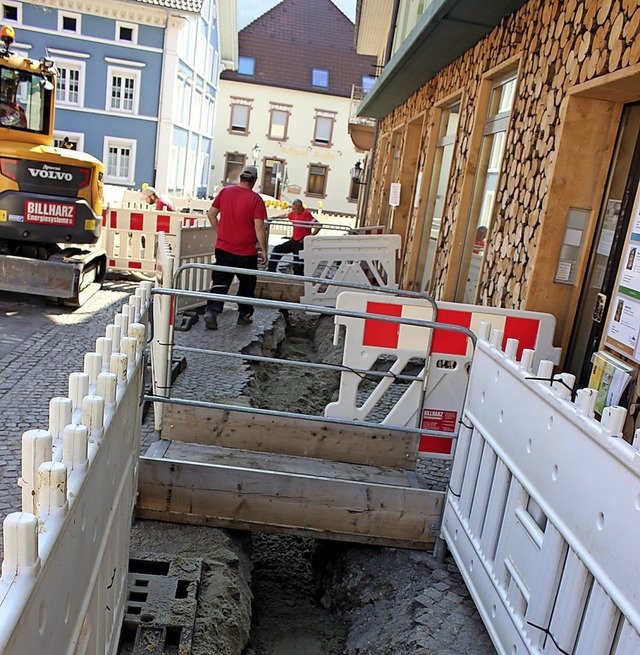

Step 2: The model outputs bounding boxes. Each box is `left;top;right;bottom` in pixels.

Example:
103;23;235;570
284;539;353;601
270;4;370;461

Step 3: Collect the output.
0;25;106;306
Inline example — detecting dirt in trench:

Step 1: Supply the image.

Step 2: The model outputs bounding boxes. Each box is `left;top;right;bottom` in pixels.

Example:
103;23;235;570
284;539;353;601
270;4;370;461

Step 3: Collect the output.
130;310;494;655
243;311;347;654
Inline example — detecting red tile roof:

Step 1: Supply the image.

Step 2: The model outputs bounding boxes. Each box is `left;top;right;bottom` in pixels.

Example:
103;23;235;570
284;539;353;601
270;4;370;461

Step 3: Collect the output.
222;0;378;97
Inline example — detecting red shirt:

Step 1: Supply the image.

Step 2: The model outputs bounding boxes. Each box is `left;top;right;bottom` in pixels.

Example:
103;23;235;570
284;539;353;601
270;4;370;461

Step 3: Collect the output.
289;209;319;241
156;195;175;211
212;185;267;256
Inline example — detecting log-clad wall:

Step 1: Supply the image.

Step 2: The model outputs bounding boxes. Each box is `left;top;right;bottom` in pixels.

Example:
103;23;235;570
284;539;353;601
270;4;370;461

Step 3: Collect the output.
367;0;640;326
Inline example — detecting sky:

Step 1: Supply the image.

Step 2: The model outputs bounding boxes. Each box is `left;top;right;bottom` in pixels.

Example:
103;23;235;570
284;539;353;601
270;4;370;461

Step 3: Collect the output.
237;0;356;30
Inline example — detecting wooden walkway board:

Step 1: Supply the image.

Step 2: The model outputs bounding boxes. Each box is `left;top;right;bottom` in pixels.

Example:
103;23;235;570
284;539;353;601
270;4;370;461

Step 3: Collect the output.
138;441;442;549
161;405;419;471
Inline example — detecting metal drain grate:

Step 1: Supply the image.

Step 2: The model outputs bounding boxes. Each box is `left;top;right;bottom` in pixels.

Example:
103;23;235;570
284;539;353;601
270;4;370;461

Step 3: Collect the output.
118;554;203;655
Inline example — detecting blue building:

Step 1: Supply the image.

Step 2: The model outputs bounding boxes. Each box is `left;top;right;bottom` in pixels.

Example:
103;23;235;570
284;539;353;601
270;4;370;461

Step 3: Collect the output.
2;0;236;196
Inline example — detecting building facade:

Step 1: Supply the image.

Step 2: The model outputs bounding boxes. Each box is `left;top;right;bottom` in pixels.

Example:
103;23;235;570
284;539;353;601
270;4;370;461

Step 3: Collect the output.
355;0;640;393
2;0;235;196
211;0;377;214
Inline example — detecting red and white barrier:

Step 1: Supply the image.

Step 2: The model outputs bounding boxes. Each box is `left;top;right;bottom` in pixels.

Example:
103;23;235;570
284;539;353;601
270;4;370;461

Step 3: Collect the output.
325;291;561;457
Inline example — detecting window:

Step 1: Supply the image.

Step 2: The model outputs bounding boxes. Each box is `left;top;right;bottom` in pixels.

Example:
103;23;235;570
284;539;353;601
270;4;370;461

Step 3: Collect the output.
58;12;81;33
2;3;18;21
116;21;138;44
313;111;336;147
54;133;83;150
348;178;360;202
229;97;252;135
107;67;139;113
414;101;460;292
307;164;328;197
312;68;329;88
104;138;135;185
262;159;285;198
455;72;517;303
268;105;290;141
362;76;375;93
224;152;245;185
56;62;83;106
238;56;255;77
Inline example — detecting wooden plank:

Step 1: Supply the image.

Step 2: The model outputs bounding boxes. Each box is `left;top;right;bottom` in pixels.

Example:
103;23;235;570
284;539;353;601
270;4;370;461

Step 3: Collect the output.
134;511;433;550
163;441;413;487
137;456;442;548
161;404;419;470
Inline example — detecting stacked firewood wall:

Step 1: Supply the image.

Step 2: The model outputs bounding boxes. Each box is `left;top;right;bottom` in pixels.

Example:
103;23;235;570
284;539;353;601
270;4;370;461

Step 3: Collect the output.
367;0;640;307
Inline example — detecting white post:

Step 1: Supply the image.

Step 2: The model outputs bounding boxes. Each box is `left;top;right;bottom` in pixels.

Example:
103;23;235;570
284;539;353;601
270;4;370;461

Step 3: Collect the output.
19;430;52;515
48;398;72;439
1;513;40;579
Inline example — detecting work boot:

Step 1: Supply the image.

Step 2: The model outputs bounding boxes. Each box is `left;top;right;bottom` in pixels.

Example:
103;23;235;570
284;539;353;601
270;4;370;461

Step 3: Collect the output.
204;312;218;330
237;313;253;325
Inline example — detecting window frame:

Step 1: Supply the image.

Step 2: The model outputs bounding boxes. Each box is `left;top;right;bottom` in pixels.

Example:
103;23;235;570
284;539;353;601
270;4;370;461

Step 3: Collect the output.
103;137;136;185
228;97;252;136
306;163;329;198
106;65;140;114
224;152;246;185
115;21;138;45
312;110;336;148
55;58;85;107
53;131;84;151
453;68;519;303
58;11;81;34
312;68;329;88
267;104;291;141
237;56;255;77
1;2;20;23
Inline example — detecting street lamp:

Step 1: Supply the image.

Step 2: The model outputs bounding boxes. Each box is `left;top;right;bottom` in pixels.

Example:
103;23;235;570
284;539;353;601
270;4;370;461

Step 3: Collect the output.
252;143;261;165
350;160;366;185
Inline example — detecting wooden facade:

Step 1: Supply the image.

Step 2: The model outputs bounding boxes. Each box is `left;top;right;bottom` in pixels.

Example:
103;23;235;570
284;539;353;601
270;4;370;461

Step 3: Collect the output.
362;0;640;359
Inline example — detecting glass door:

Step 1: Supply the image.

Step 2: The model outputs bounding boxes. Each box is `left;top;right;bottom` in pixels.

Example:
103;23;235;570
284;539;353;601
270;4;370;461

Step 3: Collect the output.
565;103;640;386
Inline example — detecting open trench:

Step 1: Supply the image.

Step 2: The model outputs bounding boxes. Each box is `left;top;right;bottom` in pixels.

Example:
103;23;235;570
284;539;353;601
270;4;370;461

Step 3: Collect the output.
127;311;494;655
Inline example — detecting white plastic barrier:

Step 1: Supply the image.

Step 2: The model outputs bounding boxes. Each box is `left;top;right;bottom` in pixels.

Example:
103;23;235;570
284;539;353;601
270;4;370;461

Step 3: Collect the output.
300;234;401;306
442;330;640;655
101;206;214;277
325;291;561;457
0;284;151;655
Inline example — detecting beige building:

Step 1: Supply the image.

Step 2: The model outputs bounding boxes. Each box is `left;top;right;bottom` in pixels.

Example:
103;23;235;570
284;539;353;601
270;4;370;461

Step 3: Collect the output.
211;0;377;214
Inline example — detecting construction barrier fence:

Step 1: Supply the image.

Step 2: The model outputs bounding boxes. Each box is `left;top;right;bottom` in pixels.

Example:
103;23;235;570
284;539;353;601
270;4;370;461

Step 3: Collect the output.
0;284;151;655
442;329;640;654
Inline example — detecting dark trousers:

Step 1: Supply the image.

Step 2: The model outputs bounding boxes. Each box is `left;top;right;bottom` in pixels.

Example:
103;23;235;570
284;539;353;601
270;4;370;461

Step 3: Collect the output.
207;248;258;317
267;238;305;275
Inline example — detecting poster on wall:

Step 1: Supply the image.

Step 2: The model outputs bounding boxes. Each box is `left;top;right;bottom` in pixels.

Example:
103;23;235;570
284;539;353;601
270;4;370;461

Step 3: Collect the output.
604;192;640;362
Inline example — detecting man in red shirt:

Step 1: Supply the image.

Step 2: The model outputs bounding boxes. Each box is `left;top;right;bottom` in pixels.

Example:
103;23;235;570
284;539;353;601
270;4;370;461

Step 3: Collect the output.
204;165;268;329
141;186;176;211
267;199;321;275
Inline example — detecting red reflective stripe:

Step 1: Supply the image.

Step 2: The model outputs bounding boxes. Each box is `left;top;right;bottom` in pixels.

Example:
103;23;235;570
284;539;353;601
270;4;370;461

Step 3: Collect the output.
130;213;144;230
419;435;453;455
503;316;540;360
110;210;118;228
363;302;402;348
157;215;171;232
128;261;142;269
431;310;472;355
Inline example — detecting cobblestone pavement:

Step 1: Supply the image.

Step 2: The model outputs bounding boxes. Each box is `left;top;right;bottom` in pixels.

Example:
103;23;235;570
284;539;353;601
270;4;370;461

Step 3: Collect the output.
0;282;493;654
